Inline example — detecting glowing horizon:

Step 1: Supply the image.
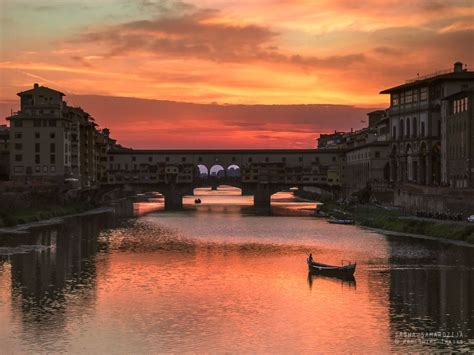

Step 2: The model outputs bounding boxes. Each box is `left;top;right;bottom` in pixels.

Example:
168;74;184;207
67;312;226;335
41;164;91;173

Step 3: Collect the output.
1;0;473;148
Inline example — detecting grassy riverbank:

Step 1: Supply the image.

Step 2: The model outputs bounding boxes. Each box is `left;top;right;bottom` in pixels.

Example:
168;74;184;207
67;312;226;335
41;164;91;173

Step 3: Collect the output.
317;202;474;245
0;202;96;228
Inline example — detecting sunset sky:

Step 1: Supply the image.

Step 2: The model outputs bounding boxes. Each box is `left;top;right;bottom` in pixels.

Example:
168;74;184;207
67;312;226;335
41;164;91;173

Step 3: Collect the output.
1;0;473;148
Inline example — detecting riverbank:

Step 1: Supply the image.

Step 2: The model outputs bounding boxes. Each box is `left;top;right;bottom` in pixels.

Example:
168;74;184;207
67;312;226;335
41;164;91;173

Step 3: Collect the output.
0;197;135;234
0;201;96;228
317;202;474;245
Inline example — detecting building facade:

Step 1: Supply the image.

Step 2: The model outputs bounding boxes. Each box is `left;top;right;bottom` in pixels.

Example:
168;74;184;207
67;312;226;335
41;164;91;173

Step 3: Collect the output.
442;89;474;188
6;84;117;187
380;62;474;187
0;125;9;180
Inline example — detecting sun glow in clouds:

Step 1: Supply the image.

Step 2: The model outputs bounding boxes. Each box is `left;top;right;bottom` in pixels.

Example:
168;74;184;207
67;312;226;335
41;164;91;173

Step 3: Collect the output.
1;0;473;148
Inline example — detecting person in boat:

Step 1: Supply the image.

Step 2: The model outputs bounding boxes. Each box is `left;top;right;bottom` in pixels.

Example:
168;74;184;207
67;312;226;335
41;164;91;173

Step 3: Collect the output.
307;253;314;265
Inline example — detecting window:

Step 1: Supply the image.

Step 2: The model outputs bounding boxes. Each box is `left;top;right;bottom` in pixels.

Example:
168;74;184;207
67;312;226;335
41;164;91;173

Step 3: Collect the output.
48;120;56;127
405;91;413;104
15;154;22;162
50;166;56;173
420;88;428;101
50;132;55;139
299;157;303;162
265;157;269;162
43;165;48;172
391;95;399;106
35;166;40;172
109;156;114;161
14;132;22;139
375;151;380;158
248;157;253;163
13;166;23;173
392;126;397;139
181;157;186;162
14;143;22;150
148;156;152;162
34;120;41;127
413;90;418;102
332;157;336;162
421;122;425;136
35;155;40;164
35;143;40;153
132;156;136;161
35;132;40;139
50;143;55;152
282;157;286;162
50;154;56;164
165;157;170;162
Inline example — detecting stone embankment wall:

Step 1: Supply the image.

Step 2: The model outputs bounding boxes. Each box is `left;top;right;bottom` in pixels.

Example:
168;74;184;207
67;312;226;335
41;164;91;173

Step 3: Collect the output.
394;185;474;215
0;184;62;211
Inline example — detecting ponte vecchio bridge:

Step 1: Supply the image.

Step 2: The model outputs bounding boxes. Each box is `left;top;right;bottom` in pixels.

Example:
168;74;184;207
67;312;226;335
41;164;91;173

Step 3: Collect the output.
105;148;343;209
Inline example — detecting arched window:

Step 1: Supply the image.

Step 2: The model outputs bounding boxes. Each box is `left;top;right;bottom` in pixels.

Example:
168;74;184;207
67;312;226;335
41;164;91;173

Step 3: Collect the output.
412;117;417;137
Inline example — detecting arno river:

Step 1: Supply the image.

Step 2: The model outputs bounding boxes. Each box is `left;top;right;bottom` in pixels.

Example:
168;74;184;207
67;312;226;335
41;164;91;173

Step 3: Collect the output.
0;187;473;353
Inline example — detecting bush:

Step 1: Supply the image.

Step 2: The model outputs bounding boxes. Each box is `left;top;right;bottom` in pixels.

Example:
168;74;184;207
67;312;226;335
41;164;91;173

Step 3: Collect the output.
0;213;17;227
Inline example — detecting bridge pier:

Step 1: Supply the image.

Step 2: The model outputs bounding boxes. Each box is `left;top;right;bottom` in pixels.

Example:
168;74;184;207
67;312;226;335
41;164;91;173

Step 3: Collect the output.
164;192;183;210
162;184;194;210
253;184;272;209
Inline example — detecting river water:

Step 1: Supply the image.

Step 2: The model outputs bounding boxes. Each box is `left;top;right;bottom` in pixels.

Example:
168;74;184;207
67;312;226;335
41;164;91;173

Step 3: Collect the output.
0;187;473;353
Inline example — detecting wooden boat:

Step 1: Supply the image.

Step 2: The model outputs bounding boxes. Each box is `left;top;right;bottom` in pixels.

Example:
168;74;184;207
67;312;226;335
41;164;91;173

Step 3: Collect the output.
307;260;356;277
327;218;354;225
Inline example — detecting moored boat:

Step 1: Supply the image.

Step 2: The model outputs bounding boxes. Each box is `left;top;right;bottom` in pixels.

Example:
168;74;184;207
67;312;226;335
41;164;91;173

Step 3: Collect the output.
327;218;354;225
307;260;356;277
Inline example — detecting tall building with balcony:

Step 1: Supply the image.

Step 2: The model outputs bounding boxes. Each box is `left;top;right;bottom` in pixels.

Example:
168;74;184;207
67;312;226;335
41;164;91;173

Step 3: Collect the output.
380;62;474;186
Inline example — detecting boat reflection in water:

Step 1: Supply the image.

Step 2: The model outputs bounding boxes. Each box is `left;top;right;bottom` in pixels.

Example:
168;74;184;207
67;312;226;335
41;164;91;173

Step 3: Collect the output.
0;187;473;353
307;272;357;290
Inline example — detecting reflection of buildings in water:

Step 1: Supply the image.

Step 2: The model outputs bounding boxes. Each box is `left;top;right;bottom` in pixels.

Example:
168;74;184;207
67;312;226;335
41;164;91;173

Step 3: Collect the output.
8;213;114;350
388;244;474;340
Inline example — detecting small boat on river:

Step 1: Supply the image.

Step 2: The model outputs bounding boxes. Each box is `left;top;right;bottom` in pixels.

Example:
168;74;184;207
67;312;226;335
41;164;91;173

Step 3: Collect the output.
327;218;354;225
194;198;202;204
307;259;356;277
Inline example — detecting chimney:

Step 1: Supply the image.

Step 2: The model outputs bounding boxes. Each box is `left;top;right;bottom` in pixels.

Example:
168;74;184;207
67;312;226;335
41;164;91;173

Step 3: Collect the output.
34;83;39;88
453;62;463;73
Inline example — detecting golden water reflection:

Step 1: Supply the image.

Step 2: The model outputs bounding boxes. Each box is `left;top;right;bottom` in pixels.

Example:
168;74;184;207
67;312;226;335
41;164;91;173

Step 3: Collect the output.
0;187;473;353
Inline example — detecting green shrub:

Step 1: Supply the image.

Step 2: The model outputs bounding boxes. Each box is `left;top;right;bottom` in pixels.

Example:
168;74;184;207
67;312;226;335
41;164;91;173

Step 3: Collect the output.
1;213;17;227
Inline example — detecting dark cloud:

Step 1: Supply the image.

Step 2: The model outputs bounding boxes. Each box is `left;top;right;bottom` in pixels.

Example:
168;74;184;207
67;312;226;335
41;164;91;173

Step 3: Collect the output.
70;55;93;67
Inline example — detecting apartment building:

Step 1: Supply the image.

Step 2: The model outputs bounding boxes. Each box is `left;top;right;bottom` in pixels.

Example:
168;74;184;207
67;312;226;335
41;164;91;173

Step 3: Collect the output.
6;84;72;183
6;84;117;188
